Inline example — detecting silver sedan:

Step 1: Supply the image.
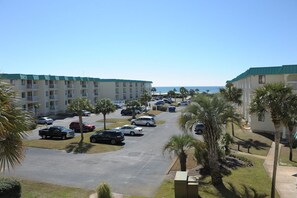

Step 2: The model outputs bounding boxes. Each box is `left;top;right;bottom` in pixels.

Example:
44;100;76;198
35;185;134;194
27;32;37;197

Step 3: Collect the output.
114;125;143;136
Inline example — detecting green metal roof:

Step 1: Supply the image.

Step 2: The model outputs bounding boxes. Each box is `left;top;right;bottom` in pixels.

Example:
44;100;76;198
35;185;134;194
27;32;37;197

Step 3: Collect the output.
0;73;152;83
229;65;297;82
99;79;153;83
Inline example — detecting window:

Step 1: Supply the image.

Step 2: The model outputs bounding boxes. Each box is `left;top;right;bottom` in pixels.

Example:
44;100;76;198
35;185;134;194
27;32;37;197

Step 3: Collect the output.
21;80;25;85
123;82;126;87
116;82;119;87
259;75;266;84
22;92;26;98
22;105;26;110
258;112;265;122
10;80;14;85
65;100;68;105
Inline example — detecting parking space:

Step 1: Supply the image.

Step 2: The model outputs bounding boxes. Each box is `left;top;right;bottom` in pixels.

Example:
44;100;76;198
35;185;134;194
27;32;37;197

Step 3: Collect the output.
13;109;189;197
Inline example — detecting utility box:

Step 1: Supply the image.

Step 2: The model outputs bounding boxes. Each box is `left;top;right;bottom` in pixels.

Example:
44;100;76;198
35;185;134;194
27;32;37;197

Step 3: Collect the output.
174;171;188;198
168;106;176;112
174;172;199;198
187;176;198;198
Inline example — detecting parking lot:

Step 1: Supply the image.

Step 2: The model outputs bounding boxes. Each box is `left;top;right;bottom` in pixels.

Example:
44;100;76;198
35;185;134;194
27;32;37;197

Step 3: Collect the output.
6;108;201;197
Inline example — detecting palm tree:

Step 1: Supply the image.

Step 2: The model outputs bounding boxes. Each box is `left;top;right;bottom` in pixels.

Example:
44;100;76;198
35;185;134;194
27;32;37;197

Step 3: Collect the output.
95;99;116;130
167;90;175;101
220;82;243;136
163;134;196;171
125;100;141;119
281;94;297;161
179;87;188;101
189;89;195;97
139;90;151;111
0;81;33;171
68;98;94;144
250;82;292;198
179;94;240;186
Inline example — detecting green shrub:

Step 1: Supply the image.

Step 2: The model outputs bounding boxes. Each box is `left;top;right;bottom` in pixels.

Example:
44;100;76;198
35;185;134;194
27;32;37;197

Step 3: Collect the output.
0;177;21;198
96;182;112;198
157;105;167;112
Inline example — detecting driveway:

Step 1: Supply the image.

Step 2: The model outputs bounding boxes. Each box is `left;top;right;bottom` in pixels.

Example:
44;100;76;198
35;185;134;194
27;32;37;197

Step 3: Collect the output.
5;109;188;197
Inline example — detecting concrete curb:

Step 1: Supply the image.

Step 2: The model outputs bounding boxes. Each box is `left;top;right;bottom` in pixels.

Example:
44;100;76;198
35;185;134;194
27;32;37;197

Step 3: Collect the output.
166;156;178;174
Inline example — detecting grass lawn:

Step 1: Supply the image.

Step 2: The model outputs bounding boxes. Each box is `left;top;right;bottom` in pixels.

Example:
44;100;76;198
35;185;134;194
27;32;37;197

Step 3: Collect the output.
23;118;130;154
227;124;272;156
24;114;166;154
155;155;277;198
21;179;94;198
279;145;297;167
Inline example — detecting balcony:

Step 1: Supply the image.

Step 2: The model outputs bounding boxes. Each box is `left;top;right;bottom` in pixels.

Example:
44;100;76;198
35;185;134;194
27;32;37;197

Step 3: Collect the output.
49;84;55;89
49;95;57;100
67;94;73;98
27;96;38;101
27;84;38;89
67;84;73;89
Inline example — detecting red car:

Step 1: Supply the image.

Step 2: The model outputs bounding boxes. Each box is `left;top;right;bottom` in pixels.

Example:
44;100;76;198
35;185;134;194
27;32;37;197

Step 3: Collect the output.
69;121;95;132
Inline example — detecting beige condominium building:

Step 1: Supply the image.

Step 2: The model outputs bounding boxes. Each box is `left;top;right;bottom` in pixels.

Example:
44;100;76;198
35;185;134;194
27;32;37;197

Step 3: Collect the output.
0;73;152;116
229;64;297;139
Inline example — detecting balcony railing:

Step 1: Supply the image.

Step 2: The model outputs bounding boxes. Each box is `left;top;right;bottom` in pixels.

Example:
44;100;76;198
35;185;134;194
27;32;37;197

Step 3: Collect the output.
27;96;38;101
49;95;57;100
67;84;73;88
49;84;55;89
27;84;38;89
67;94;73;98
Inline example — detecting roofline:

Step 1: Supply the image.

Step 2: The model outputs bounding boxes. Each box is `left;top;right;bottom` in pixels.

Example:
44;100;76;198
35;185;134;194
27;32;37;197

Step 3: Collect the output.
229;64;297;83
0;73;152;83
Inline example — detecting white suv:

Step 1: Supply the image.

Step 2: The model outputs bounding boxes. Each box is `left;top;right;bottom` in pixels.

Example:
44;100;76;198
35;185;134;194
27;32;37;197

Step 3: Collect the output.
131;116;156;126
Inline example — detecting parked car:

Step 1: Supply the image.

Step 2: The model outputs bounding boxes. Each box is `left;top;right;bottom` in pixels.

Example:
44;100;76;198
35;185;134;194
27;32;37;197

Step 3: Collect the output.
90;130;125;145
36;116;54;125
114;125;143;136
163;99;172;104
194;123;205;134
178;101;189;106
131;116;156;126
69;121;95;132
121;108;141;116
73;110;91;116
39;126;75;139
154;100;165;106
82;110;91;116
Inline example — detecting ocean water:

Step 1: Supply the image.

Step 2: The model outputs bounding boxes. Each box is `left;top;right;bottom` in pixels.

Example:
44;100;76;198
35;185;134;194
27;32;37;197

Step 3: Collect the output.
154;86;223;94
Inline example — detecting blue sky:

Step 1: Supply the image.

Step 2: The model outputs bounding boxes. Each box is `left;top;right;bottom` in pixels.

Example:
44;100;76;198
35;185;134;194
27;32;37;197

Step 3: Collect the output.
0;0;296;86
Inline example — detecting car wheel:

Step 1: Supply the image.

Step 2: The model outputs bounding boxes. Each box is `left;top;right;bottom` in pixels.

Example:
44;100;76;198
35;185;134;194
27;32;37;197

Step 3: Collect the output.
111;139;116;145
42;135;46;139
131;122;136;125
146;122;150;126
130;131;135;136
91;138;96;143
61;135;66;140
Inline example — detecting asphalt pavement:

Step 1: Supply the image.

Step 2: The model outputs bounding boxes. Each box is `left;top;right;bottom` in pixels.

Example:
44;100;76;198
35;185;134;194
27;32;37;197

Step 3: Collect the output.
5;108;192;197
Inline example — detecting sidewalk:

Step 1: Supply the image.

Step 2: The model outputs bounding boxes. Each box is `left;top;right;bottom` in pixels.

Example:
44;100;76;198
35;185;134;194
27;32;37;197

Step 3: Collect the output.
263;142;297;198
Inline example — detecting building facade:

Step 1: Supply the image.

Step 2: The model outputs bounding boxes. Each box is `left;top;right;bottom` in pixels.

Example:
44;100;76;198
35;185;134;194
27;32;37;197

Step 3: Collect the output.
0;73;152;116
229;65;297;139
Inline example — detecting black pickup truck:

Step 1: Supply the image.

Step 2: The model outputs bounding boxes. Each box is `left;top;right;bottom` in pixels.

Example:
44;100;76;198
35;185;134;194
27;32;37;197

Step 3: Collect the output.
39;126;75;140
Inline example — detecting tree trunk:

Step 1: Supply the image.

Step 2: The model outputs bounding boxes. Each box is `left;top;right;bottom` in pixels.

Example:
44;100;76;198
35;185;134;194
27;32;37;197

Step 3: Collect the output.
231;122;235;136
271;119;281;198
208;143;223;186
78;114;84;144
179;152;187;171
103;114;106;130
288;127;294;161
